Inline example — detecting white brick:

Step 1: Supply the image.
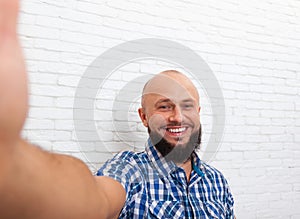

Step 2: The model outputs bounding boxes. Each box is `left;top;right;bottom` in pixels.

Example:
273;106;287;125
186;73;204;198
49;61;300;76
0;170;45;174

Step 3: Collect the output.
29;95;54;107
235;91;261;100
29;73;58;84
270;134;294;143
230;125;260;135
233;107;260;117
260;109;286;118
222;82;249;91
30;84;74;97
94;110;113;121
26;130;71;141
243;151;269;160
18;13;36;25
249;84;274;93
239;168;266;177
53;142;80;152
101;142;133;153
21;1;64;16
260;142;284;151
60;30;103;46
286;79;300;87
19;24;60;39
260;126;285;134
274;86;298;95
29;107;73;120
55;97;74;108
34;39;62;52
246;100;272;110
261;76;285;85
76;1;118;18
215;151;243;161
246;117;272;126
261;93;295;102
36;15;62;29
55;120;74;131
271;118;295;126
24;118;54;130
58;75;80;87
95;100;114;110
244;134;269;143
26;48;61;62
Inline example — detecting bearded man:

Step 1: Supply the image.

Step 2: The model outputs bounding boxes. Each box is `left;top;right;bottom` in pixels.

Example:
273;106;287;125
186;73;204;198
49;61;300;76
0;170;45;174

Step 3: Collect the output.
97;70;235;218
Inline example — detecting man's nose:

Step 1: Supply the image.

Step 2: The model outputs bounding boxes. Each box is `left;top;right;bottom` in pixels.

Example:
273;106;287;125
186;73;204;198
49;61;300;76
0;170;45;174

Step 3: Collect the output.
169;106;183;123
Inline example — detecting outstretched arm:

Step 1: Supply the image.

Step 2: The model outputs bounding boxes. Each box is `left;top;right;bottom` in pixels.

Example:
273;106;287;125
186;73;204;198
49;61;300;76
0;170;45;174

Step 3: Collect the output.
0;1;125;218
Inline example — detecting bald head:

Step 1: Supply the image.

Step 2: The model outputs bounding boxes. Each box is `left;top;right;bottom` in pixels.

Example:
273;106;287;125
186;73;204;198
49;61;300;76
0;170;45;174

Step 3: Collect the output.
141;70;200;109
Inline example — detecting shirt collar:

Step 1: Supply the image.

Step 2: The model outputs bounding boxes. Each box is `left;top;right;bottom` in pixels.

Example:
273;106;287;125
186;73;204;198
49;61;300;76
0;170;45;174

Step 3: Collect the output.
145;138;204;178
191;152;205;177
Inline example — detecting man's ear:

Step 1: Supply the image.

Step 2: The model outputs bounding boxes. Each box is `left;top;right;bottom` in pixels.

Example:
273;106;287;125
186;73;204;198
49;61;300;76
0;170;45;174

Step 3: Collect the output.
138;108;148;127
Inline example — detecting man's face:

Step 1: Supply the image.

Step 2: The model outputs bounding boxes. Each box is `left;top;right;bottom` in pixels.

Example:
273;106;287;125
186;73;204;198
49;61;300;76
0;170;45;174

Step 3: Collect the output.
138;73;201;163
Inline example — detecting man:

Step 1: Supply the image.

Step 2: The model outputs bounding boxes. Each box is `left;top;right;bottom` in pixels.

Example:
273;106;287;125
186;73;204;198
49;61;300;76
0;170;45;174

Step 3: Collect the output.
97;70;234;218
0;0;234;218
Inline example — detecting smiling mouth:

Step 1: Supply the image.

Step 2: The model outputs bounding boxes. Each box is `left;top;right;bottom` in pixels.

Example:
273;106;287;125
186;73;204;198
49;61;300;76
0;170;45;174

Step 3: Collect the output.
166;127;187;133
162;126;190;138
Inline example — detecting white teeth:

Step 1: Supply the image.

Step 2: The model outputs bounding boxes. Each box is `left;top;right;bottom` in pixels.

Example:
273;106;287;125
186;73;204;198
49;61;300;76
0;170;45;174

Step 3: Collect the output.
168;127;186;133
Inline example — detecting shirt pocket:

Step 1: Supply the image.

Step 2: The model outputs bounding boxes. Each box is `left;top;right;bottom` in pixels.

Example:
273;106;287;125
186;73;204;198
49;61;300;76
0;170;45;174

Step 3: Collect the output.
148;200;184;219
204;200;226;219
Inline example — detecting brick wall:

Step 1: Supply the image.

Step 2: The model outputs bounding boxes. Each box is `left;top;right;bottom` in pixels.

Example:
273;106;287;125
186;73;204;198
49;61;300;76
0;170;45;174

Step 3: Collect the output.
19;0;300;218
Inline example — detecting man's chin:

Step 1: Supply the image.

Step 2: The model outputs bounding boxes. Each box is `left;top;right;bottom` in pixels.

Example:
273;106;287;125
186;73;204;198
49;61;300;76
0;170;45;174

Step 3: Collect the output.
149;135;197;164
165;137;190;147
148;125;201;164
155;131;189;145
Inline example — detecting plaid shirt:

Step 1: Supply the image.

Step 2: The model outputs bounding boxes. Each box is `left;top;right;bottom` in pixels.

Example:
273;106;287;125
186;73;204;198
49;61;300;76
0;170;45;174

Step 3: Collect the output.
97;139;234;218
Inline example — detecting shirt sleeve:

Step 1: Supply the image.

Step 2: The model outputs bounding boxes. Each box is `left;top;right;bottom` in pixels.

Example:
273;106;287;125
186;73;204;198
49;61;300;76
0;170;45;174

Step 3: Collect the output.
225;182;235;219
96;151;143;200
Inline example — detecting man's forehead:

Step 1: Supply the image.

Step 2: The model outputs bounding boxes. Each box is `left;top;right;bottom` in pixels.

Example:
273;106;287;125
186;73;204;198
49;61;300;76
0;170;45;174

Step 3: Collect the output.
144;93;196;104
142;72;199;103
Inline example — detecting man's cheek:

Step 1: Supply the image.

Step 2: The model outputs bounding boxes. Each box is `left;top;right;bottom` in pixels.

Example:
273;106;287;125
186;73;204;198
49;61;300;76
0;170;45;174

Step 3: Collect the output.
147;114;166;132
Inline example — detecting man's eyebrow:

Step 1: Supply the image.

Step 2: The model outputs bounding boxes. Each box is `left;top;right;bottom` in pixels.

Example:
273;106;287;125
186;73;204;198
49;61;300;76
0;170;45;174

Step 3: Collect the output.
154;98;195;107
181;98;195;103
156;98;172;103
155;98;172;106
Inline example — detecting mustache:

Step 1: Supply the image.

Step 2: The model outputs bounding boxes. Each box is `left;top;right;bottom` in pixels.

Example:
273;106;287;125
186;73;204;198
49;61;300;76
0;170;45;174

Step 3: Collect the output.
160;122;193;127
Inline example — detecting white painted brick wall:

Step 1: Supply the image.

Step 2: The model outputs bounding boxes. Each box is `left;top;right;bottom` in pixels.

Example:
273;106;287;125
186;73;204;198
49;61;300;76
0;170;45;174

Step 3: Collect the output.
19;0;300;218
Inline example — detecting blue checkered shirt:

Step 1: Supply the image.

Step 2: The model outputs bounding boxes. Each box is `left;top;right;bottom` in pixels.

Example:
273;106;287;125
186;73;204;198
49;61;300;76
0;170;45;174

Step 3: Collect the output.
97;139;234;218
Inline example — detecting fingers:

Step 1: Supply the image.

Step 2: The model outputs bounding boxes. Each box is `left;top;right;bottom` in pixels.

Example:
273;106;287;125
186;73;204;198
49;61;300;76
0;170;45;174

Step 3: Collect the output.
0;0;27;143
0;0;19;39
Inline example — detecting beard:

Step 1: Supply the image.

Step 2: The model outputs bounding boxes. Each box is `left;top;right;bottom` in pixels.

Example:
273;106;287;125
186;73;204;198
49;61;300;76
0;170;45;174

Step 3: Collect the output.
148;125;202;164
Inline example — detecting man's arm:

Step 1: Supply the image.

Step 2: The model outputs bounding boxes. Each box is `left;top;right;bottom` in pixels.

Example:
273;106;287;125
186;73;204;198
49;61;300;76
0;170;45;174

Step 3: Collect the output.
1;140;126;219
0;0;125;218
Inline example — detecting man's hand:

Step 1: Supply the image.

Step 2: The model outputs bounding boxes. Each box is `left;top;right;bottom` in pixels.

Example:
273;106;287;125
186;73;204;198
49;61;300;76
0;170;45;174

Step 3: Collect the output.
0;0;28;144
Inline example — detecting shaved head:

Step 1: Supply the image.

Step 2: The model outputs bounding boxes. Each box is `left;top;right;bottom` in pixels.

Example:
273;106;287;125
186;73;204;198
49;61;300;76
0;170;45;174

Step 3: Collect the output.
141;70;200;110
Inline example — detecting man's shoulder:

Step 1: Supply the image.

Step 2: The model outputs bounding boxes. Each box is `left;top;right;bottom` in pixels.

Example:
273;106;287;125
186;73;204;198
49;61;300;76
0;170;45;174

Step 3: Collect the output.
113;150;148;161
200;161;229;182
97;150;148;176
104;150;150;169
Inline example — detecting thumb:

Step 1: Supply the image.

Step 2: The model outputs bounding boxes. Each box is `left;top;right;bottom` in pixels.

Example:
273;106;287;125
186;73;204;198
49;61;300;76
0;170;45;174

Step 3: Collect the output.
0;0;19;39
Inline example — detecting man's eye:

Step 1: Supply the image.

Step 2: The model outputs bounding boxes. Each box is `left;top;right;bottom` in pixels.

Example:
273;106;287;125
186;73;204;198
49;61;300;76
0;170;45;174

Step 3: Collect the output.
182;104;193;109
158;105;171;110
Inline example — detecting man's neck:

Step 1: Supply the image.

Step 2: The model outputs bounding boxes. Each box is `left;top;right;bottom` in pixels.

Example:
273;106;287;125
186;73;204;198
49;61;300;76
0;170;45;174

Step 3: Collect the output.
177;158;192;182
